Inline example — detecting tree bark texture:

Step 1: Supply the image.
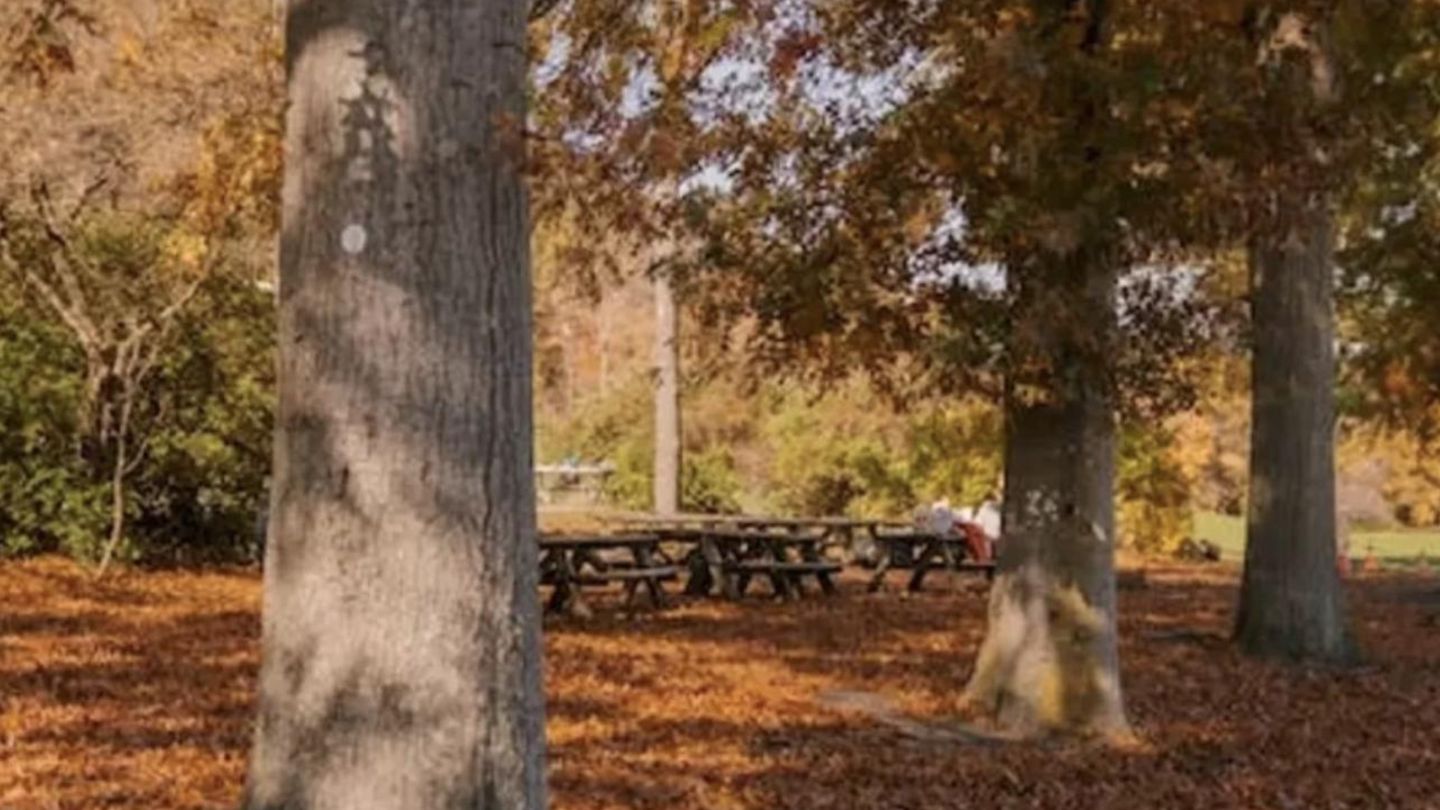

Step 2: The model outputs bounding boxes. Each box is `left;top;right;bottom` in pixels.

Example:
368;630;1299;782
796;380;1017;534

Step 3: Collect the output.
243;1;545;808
963;263;1130;740
1235;11;1354;664
1236;194;1354;662
653;273;681;515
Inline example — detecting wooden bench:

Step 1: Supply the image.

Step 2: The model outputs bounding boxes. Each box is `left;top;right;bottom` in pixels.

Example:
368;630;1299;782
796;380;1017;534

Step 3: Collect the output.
539;533;678;616
573;566;681;606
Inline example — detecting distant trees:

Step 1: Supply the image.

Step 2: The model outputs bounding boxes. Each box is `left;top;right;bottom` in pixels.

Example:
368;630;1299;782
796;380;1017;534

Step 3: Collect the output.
242;0;545;806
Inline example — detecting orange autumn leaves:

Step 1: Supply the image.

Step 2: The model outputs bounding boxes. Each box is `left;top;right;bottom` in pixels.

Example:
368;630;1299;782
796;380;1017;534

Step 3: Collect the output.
4;556;1440;809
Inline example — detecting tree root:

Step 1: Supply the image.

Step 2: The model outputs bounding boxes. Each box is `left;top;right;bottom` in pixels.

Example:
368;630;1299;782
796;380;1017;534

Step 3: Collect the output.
816;690;1018;746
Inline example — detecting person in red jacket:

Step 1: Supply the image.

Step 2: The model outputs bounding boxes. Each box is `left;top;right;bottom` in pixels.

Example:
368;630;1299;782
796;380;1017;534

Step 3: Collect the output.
957;519;994;563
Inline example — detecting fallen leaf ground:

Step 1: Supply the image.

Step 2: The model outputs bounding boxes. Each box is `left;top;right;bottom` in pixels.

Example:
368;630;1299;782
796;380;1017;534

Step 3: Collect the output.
2;557;1438;809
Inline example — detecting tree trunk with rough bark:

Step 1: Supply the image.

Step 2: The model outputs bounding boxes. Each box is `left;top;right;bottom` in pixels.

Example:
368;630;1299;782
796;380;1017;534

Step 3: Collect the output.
1236;195;1354;662
653;272;681;515
242;1;546;808
963;263;1130;740
1234;11;1355;665
962;0;1128;741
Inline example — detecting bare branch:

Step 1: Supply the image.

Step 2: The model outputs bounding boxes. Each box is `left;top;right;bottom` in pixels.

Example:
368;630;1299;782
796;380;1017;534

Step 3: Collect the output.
0;227;103;353
16;178;105;349
69;174;110;220
121;394;165;477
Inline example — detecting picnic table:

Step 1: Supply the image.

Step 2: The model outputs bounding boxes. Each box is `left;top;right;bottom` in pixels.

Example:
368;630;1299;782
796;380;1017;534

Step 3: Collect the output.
618;513;910;560
731;516;908;554
685;528;843;601
624;524;841;601
539;533;680;617
866;529;996;593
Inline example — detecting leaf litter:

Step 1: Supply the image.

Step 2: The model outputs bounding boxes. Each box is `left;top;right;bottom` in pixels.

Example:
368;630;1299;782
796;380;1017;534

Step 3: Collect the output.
2;558;1438;809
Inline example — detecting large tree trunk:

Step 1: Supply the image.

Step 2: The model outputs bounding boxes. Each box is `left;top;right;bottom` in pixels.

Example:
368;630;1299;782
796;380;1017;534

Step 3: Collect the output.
1235;195;1354;662
963;264;1130;740
653;272;681;515
243;1;546;808
1234;11;1355;664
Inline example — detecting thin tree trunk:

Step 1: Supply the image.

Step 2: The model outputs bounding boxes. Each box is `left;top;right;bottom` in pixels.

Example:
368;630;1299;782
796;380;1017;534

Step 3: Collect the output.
963;263;1129;740
95;428;128;576
653;272;681;515
94;383;136;576
243;0;545;807
1236;196;1354;662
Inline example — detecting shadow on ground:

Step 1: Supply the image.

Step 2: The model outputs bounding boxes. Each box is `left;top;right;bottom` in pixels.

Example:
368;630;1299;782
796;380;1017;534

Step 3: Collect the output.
2;558;1437;809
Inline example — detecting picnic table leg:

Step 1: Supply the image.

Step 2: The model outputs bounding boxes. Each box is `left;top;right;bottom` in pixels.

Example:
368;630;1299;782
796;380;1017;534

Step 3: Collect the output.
703;536;740;600
802;540;838;595
633;543;668;608
684;548;711;595
908;540;940;592
767;539;795;601
868;539;894;593
547;550;591;617
547;581;570;614
544;549;570;614
939;536;961;589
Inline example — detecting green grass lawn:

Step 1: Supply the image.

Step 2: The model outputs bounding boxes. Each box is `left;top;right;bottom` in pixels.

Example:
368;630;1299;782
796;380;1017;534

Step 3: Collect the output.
1193;511;1440;568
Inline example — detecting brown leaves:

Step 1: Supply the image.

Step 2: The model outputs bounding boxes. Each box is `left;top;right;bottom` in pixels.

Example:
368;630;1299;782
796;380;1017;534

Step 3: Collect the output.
4;557;1440;808
770;28;821;81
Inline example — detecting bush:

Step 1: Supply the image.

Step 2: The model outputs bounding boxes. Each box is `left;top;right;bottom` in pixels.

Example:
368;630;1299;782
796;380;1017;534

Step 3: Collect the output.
0;293;110;558
1118;423;1193;554
763;383;1001;518
683;446;743;514
538;378;747;513
0;231;274;564
126;273;275;563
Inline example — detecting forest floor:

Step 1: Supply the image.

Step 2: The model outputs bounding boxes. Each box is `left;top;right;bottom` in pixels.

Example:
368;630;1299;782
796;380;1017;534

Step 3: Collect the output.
2;557;1439;809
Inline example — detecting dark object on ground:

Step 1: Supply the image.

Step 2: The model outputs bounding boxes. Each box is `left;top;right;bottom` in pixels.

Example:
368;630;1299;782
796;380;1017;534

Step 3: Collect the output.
1118;569;1148;590
1176;538;1222;563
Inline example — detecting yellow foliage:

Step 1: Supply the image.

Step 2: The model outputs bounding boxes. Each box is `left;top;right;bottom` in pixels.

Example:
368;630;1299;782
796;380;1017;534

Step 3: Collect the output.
1347;422;1440;527
160;231;208;275
1118;422;1194;554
